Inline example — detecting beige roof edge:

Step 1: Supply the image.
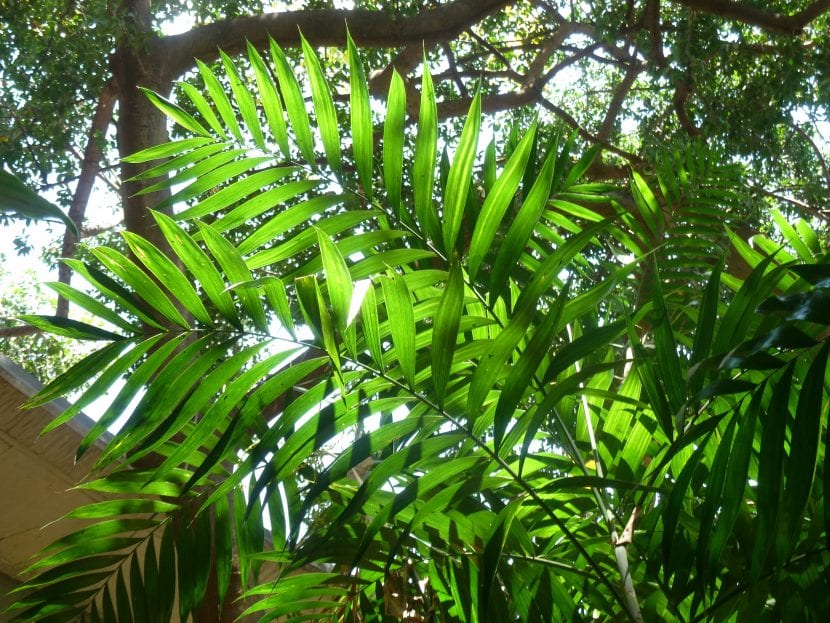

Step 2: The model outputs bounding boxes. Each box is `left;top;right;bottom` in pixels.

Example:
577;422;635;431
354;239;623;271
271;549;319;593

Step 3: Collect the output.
0;353;110;445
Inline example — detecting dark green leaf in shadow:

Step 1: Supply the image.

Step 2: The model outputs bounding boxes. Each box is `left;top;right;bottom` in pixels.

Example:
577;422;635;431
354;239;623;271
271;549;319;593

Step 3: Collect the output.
707;388;761;574
789;263;830;288
480;498;523;621
780;342;829;553
18;315;124;341
431;259;465;405
758;290;830;324
129;555;148;623
0;170;77;232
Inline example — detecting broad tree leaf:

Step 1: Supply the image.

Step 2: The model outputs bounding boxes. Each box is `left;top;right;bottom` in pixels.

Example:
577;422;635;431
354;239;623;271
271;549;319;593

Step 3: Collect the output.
140;87;209;137
381;273;417;388
0;169;78;234
220;49;266;149
196;59;243;141
317;228;353;331
780;342;830;552
247;42;290;157
18;315;124;341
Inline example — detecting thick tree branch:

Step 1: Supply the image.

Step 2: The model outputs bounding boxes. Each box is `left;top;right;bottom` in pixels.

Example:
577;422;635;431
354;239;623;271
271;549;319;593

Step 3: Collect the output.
436;87;538;118
670;0;830;35
160;0;514;79
441;42;470;98
673;76;701;136
643;0;666;67
597;62;642;142
522;24;577;88
537;96;644;165
0;325;44;338
103;0;185;304
56;78;117;318
789;121;830;194
367;43;426;97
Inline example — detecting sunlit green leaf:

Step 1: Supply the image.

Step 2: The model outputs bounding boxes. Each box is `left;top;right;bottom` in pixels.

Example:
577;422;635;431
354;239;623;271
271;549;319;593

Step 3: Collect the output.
347;30;373;199
442;89;481;255
301;35;341;173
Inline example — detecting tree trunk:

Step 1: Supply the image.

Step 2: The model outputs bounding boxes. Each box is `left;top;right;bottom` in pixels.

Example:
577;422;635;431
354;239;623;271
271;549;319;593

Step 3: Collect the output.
111;43;175;250
110;0;176;250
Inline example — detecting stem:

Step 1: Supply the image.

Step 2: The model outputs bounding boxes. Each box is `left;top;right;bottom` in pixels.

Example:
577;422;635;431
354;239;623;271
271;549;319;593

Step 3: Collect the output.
567;323;644;622
256;332;637;619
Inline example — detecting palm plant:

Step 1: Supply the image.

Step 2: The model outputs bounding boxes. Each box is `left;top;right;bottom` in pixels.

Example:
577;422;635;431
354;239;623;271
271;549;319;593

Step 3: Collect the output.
6;34;830;622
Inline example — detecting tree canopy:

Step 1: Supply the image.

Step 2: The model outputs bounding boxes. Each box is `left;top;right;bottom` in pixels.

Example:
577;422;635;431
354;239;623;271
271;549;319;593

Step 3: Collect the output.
1;1;830;622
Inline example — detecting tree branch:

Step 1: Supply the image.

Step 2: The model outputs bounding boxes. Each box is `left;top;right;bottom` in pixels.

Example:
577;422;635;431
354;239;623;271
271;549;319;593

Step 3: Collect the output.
789;121;830;194
68;145;120;194
56;78;117;318
522;24;576;88
465;28;523;82
36;163;120;191
367;43;426;98
436;87;536;118
673;76;701;136
160;0;515;79
537;96;644;165
597;62;642;142
539;43;601;85
670;0;830;35
643;0;666;67
441;42;470;98
0;325;44;338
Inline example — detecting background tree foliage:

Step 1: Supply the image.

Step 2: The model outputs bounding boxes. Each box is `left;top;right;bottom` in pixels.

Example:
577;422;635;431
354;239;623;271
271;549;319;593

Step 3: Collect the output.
1;0;829;254
1;1;830;622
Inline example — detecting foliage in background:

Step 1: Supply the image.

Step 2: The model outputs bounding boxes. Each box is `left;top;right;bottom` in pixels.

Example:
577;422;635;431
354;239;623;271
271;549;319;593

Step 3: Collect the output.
0;170;77;235
0;262;86;380
4;36;829;622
